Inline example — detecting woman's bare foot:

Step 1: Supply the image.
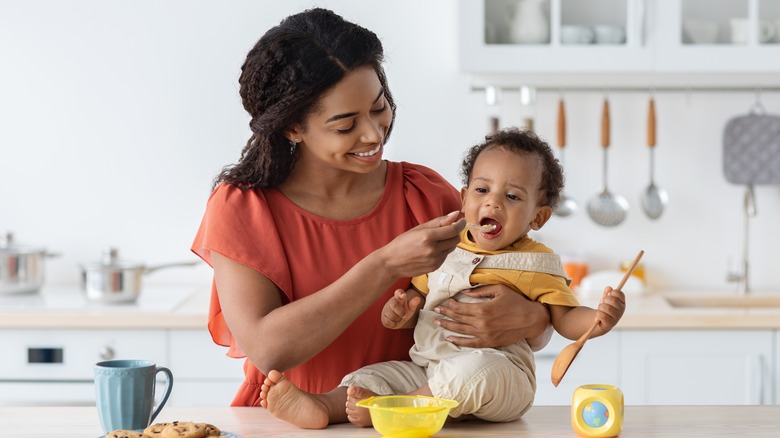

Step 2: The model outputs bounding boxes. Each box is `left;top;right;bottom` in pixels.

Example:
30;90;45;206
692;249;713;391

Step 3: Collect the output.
345;386;378;427
259;370;329;429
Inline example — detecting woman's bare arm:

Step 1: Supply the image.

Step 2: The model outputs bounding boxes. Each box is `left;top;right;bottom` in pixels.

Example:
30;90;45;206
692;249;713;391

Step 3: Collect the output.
213;213;465;374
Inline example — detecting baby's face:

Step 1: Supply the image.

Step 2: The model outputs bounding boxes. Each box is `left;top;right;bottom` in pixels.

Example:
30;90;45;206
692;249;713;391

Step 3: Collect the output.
460;146;550;251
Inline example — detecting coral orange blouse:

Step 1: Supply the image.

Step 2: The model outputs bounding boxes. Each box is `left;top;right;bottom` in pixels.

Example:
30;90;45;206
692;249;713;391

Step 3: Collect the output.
191;161;461;406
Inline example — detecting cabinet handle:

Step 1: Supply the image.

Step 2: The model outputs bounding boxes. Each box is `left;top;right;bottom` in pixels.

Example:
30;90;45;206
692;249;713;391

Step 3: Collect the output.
99;346;115;361
752;355;765;405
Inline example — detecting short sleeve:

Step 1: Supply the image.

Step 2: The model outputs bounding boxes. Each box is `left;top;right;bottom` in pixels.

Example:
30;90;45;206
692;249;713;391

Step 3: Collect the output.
400;162;461;226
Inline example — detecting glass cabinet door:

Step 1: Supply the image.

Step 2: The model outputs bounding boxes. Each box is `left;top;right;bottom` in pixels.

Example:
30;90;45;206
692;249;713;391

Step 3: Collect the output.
463;0;652;76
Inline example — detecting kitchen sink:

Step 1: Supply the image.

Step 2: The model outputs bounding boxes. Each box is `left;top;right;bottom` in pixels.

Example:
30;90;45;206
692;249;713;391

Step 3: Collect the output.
664;293;780;308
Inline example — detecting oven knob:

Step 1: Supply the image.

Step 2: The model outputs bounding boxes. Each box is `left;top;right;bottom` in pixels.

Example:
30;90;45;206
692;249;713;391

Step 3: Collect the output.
99;346;115;360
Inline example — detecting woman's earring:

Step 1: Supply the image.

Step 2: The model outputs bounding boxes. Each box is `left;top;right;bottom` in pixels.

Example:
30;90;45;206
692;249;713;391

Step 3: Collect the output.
290;138;299;155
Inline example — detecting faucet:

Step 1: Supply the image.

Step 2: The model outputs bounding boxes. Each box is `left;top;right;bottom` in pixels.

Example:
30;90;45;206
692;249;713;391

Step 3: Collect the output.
727;185;756;295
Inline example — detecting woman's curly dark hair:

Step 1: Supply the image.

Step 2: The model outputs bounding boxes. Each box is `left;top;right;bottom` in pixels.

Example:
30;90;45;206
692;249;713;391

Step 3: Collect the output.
213;8;397;189
460;127;565;209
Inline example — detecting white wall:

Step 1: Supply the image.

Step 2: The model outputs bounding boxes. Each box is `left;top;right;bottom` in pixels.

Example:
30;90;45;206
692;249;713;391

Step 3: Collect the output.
1;0;779;293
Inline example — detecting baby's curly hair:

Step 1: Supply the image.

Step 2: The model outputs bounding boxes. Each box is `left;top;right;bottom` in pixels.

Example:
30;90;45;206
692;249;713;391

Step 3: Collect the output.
460;127;565;209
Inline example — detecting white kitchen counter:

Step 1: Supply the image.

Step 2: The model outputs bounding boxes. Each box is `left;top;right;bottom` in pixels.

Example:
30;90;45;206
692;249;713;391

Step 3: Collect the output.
2;287;780;329
0;286;208;329
6;405;780;437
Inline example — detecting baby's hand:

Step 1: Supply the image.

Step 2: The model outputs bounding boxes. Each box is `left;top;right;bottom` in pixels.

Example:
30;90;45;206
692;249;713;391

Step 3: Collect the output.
381;289;421;329
594;286;626;335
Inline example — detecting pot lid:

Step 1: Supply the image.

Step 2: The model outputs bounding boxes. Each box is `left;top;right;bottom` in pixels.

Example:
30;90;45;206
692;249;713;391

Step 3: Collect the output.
0;231;47;255
80;247;145;270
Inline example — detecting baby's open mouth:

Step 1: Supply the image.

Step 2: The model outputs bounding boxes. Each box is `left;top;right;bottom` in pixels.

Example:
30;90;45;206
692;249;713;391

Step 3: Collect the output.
479;218;501;234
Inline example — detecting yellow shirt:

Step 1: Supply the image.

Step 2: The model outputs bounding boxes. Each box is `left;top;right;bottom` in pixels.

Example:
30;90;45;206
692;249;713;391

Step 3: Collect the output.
411;230;579;307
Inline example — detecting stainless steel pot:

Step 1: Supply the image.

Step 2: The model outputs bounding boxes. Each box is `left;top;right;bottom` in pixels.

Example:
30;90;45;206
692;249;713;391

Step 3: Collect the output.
80;247;198;303
0;231;57;294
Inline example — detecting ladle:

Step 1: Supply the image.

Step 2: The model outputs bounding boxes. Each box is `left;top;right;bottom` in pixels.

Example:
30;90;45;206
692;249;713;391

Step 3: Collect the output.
586;97;629;226
641;96;669;219
551;249;644;387
554;97;577;217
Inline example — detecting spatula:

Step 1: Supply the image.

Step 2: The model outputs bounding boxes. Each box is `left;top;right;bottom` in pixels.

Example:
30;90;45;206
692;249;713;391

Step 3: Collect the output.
551;249;644;387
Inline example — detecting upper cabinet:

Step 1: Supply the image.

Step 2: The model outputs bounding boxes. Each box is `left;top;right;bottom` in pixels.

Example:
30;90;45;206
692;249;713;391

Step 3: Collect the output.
459;0;780;86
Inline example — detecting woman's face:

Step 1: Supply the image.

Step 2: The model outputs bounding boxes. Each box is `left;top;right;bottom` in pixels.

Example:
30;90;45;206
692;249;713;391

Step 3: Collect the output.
291;66;392;175
460;146;552;251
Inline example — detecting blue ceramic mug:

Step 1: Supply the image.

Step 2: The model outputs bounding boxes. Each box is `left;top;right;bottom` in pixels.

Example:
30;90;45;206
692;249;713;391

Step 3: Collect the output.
94;359;173;433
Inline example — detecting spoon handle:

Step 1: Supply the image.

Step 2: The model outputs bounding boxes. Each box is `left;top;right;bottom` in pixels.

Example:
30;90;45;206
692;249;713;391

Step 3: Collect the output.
647;97;656;149
616;250;644;290
579;249;644;343
557;97;566;148
601;98;610;149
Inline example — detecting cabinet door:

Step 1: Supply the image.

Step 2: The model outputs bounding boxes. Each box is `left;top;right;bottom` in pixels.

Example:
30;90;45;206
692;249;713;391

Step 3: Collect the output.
534;331;620;405
459;0;653;77
621;330;772;405
653;0;780;73
167;329;244;407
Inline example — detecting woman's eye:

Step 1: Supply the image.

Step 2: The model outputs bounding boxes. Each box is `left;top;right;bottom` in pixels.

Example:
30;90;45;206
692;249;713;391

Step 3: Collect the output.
336;124;355;134
371;104;387;113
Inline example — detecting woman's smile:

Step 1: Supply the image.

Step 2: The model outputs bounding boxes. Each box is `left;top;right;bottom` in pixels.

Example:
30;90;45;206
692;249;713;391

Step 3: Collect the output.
349;143;383;161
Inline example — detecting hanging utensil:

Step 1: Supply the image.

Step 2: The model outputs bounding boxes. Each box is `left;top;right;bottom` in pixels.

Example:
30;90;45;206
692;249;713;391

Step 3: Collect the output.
587;97;629;227
554;96;577;217
641;96;668;219
551;249;644;387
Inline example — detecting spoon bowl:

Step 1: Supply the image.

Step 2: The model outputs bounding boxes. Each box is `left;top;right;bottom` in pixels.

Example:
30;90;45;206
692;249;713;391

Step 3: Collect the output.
641;183;668;219
556;194;578;217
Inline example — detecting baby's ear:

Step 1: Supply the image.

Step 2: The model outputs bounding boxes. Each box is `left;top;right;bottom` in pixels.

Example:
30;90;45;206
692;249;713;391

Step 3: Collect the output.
530;206;553;230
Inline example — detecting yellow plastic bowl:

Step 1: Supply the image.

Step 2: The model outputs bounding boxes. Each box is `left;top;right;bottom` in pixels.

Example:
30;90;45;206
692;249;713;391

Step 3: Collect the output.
356;395;459;437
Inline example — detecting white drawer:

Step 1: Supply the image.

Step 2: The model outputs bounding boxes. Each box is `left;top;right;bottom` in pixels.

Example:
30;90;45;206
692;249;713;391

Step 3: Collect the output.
0;329;168;380
168;329;245;379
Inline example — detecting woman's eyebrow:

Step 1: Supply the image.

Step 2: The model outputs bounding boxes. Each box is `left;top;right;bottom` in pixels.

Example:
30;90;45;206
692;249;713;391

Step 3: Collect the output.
324;88;384;123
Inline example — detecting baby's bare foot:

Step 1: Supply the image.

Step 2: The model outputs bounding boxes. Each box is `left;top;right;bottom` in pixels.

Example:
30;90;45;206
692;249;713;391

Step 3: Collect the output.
345;386;378;427
259;370;329;429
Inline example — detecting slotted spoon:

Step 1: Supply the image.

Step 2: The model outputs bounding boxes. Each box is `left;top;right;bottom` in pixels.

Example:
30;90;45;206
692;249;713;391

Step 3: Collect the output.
587;97;629;227
551;249;644;387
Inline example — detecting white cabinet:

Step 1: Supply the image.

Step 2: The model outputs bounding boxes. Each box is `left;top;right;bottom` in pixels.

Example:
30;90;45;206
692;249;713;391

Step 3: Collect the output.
533;332;619;405
167;329;244;407
620;330;773;405
459;0;780;85
0;328;244;407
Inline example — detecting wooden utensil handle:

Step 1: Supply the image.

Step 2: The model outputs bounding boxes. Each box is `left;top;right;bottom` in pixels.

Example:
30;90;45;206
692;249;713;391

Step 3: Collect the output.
601;98;610;148
647;97;656;148
557;98;566;148
616;250;645;290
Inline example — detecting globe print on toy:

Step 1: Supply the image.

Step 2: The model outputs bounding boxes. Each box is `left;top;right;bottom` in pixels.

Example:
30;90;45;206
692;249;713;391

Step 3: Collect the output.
582;401;609;428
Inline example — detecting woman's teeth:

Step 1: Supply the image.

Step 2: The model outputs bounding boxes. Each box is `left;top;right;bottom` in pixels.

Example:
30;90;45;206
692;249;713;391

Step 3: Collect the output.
352;144;381;157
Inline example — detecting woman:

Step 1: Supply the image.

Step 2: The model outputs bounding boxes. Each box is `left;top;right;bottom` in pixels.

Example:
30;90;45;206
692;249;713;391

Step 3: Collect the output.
191;8;552;421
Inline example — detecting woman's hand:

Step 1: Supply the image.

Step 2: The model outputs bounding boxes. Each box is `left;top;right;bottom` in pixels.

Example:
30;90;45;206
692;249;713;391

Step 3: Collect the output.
433;284;552;349
378;211;465;279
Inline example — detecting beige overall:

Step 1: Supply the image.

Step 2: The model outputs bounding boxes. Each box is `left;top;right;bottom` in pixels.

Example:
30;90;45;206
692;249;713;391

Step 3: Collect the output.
341;248;568;422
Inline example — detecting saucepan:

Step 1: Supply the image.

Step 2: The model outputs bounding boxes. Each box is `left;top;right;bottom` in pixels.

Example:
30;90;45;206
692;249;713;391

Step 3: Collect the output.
0;231;59;294
80;247;199;304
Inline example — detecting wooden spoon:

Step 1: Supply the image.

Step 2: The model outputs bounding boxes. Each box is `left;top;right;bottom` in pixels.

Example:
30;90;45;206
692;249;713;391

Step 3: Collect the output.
551;249;645;387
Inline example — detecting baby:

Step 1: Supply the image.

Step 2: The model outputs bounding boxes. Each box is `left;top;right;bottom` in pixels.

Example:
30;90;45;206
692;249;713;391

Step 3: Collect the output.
260;127;626;427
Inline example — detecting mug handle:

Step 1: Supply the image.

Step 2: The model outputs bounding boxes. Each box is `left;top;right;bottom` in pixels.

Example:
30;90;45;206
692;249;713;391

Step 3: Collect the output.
761;21;776;43
150;366;174;424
